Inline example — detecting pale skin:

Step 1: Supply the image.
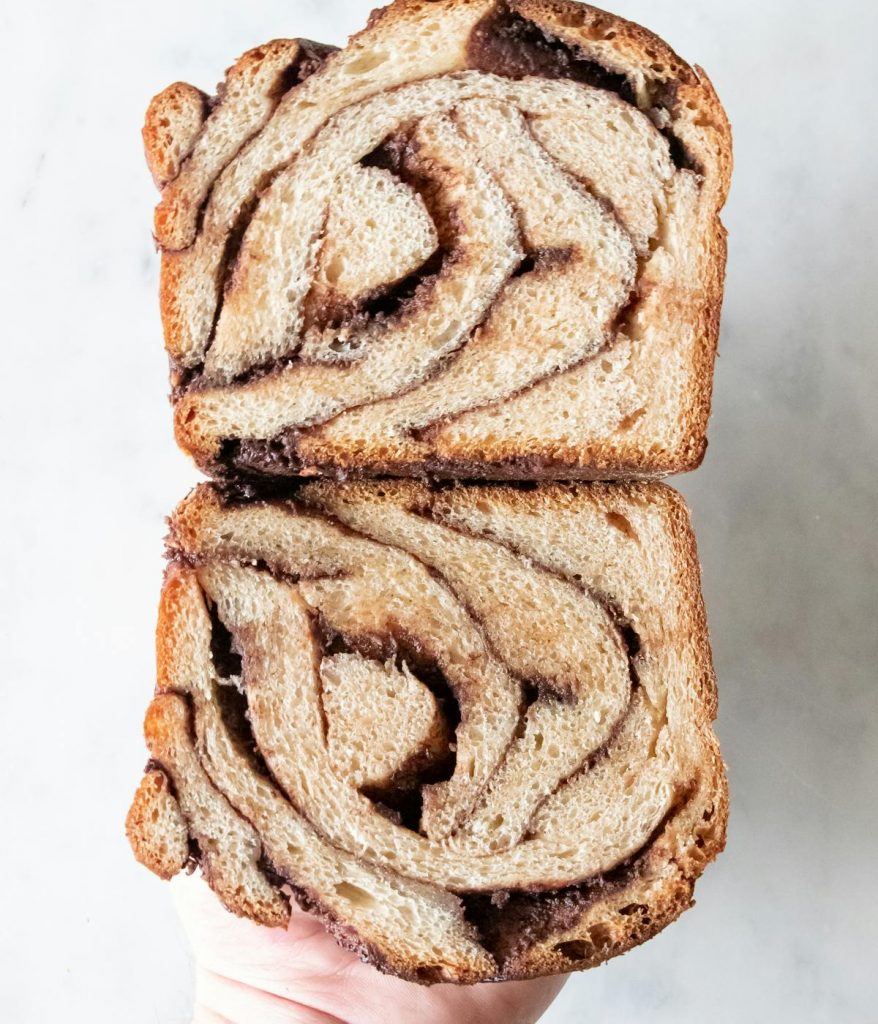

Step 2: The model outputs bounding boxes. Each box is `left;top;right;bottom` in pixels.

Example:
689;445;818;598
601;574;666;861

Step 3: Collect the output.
174;875;567;1024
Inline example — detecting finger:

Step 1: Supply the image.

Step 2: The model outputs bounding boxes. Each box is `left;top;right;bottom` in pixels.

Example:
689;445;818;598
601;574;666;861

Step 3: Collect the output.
172;874;355;985
195;967;344;1024
175;873;567;1024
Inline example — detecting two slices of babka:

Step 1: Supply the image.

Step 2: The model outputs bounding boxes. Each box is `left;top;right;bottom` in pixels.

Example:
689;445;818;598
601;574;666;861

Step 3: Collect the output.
128;0;731;984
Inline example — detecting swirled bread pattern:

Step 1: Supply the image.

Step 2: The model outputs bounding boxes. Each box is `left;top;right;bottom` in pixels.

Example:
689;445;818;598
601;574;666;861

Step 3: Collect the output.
127;481;726;982
146;0;731;481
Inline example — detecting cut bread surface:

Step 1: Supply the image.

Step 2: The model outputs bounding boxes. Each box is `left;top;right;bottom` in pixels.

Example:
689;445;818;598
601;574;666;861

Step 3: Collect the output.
133;0;730;979
322;653;452;792
145;0;731;481
127;480;726;982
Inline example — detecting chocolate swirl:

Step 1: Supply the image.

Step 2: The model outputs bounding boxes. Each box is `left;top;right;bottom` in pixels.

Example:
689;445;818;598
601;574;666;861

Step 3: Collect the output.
127;481;726;982
146;0;731;480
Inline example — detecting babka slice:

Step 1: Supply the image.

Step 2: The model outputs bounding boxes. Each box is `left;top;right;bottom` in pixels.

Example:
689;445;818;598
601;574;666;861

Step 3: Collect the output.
127;480;726;983
146;0;732;482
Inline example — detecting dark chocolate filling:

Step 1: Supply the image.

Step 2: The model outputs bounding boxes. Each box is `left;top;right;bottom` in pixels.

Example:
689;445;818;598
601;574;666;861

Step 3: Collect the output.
219;433;304;479
207;601;243;678
218;444;671;484
281;40;340;93
460;852;641;967
466;3;634;99
510;245;573;279
466;4;697;173
203;609;276;780
305;248;449;338
459;792;690;972
212;681;274;781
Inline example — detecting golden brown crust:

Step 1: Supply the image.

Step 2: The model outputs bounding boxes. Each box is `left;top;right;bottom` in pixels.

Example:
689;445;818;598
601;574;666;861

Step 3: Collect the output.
125;767;190;879
143;82;208;188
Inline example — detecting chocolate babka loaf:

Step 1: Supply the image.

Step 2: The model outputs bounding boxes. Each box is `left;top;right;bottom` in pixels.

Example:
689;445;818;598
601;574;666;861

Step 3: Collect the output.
127;481;726;982
146;0;731;481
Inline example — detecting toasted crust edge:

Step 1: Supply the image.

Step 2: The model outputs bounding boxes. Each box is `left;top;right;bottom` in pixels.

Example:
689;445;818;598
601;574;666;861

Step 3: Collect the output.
126;767;191;880
143;82;208;188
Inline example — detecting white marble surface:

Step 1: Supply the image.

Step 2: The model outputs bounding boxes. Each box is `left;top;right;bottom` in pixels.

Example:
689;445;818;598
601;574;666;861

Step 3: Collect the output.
2;0;876;1020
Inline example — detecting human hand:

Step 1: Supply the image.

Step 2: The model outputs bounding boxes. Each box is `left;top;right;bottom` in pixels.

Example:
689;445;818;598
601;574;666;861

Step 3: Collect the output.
173;874;567;1024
